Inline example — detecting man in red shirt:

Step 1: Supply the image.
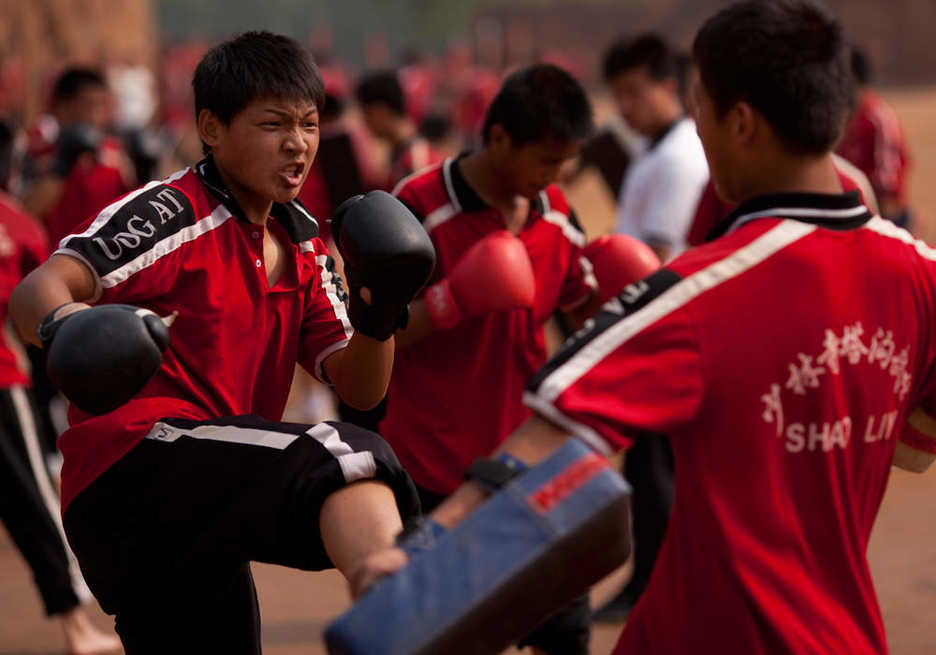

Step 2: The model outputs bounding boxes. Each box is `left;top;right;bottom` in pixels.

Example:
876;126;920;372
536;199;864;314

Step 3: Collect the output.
383;64;604;654
10;32;429;654
836;47;911;228
355;70;444;189
356;2;936;653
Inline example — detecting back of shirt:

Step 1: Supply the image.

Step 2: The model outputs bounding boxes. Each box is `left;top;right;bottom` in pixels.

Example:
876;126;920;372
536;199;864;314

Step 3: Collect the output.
527;192;936;654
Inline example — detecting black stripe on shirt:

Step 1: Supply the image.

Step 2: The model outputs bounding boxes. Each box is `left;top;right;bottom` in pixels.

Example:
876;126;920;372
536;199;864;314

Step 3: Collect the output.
61;185;197;277
528;267;683;393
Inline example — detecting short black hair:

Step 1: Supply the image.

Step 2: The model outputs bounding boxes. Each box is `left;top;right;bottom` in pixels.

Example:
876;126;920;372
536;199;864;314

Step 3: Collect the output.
51;68;107;106
482;64;593;146
603;34;678;82
850;46;871;86
192;31;324;125
355;71;406;116
693;0;853;155
419;113;451;142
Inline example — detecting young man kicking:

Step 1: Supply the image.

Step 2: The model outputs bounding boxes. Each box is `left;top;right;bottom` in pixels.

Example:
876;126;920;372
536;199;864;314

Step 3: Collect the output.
10;32;431;654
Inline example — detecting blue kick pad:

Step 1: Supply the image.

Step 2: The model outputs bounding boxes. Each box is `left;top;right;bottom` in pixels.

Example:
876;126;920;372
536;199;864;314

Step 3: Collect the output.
325;439;632;655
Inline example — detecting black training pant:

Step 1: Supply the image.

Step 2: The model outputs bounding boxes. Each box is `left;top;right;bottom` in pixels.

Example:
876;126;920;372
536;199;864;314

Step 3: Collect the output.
0;385;88;616
64;416;418;655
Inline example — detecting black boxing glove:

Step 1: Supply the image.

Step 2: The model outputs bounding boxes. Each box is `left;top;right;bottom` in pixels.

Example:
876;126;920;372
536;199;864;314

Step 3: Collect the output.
332;191;435;341
38;303;171;415
51;123;102;177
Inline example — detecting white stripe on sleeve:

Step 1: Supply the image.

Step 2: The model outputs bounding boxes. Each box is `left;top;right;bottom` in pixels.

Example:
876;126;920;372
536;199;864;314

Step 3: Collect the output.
535;220;816;404
58;167;190;249
543;210;586;248
57;203;234;289
523;390;615;455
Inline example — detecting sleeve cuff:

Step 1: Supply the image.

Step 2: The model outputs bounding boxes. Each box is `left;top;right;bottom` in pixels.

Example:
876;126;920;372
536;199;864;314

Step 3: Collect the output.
523;391;618;455
52;248;103;303
313;338;350;384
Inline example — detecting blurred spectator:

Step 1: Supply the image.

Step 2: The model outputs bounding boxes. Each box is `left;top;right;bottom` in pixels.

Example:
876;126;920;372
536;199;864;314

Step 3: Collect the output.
836;46;912;228
561;116;640;200
297;65;380;241
418;113;454;151
605;34;708;263
22;67;131;246
399;49;441;127
0;118;121;655
593;33;708;624
355;70;444;189
108;62;158;134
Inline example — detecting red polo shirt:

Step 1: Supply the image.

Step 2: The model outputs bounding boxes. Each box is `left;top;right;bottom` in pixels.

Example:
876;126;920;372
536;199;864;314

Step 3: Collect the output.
0;193;48;388
54;157;352;509
526;191;936;654
382;156;597;494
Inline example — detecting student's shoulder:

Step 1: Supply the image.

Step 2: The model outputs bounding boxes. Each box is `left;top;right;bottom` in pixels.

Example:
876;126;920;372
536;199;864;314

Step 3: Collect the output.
58;167;209;268
391;159;449;217
537;185;586;248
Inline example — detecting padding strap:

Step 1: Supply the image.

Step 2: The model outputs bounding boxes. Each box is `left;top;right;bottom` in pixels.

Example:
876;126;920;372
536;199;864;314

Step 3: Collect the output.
465;452;528;493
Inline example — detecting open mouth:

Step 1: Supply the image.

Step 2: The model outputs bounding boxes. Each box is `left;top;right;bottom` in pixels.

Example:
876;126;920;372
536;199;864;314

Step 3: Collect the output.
280;162;305;187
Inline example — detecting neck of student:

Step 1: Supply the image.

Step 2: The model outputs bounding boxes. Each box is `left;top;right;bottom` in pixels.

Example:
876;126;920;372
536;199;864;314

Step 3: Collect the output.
459;150;521;211
215;167;273;225
647;102;683;142
739;152;843;202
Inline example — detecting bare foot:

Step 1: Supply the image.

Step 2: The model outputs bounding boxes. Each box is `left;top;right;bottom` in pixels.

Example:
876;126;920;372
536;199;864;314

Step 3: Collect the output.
58;606;122;654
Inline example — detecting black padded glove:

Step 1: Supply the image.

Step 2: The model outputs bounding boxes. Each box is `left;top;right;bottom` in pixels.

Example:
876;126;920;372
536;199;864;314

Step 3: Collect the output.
39;303;170;415
332;191;435;340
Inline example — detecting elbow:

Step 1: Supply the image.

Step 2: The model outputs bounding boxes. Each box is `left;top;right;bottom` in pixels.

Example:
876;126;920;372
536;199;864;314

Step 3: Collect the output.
9;280;35;344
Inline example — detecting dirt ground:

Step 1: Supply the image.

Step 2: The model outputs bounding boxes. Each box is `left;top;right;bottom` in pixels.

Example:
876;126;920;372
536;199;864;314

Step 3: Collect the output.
2;88;936;654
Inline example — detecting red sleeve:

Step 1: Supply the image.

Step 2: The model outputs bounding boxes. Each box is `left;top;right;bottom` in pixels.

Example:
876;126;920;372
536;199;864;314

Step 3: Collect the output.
297;238;353;383
525;268;703;453
546;196;596;310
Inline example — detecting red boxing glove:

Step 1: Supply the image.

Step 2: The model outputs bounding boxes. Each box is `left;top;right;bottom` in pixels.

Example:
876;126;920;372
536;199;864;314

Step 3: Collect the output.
584;234;661;305
425;231;536;330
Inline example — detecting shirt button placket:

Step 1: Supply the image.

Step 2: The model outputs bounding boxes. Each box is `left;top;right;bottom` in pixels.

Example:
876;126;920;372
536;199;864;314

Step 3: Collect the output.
252;229;262;269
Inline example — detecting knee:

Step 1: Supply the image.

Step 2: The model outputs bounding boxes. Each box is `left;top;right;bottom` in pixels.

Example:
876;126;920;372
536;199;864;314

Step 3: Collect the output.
322;421;420;520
